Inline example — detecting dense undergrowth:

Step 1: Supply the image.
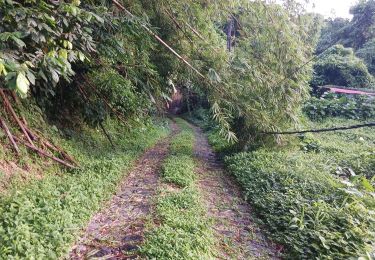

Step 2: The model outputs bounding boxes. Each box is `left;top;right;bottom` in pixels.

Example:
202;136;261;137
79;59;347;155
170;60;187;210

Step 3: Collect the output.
141;118;216;259
189;109;375;259
0;115;169;259
226;150;374;258
303;93;375;121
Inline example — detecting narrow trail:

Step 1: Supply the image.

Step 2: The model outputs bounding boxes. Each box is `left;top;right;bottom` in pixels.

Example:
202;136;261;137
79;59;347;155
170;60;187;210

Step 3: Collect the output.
69;121;179;259
190;124;280;259
68;119;278;260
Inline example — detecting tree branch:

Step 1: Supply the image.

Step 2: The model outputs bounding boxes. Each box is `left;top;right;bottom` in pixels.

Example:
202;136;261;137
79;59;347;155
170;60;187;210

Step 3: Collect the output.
111;0;205;79
0;117;20;154
0;90;35;147
13;136;77;169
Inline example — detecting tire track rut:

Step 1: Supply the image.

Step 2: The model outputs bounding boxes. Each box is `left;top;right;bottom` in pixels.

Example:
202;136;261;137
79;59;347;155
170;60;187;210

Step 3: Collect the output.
69;121;179;259
190;123;280;260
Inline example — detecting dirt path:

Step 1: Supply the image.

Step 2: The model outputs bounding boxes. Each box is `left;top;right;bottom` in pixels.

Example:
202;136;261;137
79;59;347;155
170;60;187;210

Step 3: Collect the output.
69;121;179;260
190;124;280;259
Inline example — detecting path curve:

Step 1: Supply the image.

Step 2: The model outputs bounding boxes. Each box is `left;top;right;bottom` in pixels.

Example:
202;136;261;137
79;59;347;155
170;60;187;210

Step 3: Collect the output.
69;121;179;259
190;123;280;259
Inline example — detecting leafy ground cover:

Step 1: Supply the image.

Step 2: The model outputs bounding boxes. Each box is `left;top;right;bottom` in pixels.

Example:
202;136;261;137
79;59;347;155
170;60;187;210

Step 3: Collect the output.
303;93;375;121
0;118;169;259
141;118;216;259
226;149;374;258
190;109;375;259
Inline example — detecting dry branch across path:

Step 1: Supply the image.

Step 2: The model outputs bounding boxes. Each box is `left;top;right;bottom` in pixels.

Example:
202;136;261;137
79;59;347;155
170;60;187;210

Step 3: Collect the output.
69;121;179;259
190;123;280;259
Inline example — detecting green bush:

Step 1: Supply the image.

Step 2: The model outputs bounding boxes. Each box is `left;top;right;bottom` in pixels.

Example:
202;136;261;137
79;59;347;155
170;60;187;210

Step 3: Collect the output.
312;45;374;89
335;151;375;181
185;109;234;154
88;68;150;118
303;94;375;121
225;150;375;259
357;39;375;76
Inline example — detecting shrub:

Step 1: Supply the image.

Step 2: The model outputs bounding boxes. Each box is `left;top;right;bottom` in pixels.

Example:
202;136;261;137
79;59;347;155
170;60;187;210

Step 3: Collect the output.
357;39;375;76
303;94;375;121
86;68;150;121
225;150;375;259
311;45;374;89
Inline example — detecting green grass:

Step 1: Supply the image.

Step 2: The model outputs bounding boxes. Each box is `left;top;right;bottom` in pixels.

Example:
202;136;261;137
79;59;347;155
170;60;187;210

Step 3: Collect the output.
140;187;215;259
224;119;374;258
0;118;169;259
141;118;216;259
161;155;196;187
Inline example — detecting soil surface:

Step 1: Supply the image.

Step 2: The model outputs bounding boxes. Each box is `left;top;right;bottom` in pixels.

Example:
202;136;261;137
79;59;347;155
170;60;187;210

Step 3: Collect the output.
190;124;280;259
68;121;179;260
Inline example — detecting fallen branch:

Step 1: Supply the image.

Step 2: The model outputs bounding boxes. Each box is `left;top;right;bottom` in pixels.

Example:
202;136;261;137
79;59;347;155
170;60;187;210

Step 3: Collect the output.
0;88;78;167
13;136;77;169
0;90;35;147
262;122;375;135
24;125;79;166
99;121;115;148
0;117;20;154
112;0;205;79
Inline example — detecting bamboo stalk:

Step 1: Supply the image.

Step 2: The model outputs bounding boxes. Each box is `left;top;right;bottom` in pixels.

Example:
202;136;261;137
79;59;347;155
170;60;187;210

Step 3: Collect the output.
0;90;35;147
164;8;194;43
111;0;205;79
164;7;220;54
181;17;205;41
0;117;20;154
13;136;77;169
24;125;79;166
99;121;115;148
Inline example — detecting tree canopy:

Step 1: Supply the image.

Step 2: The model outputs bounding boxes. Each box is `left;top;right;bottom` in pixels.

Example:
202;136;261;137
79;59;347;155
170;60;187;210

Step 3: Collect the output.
312;45;374;89
0;0;320;143
317;0;375;52
314;1;375;90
